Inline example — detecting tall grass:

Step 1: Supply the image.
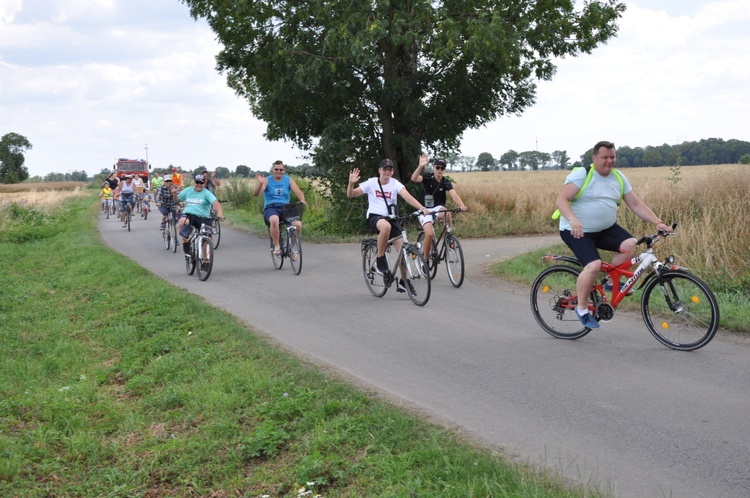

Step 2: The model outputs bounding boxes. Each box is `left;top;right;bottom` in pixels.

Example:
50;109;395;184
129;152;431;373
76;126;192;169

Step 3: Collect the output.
449;165;750;292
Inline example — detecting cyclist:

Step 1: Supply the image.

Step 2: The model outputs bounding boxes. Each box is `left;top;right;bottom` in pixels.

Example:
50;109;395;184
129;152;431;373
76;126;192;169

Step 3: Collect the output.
347;158;429;291
140;188;153;220
105;172;119;191
253;160;307;255
99;182;114;213
115;174;137;228
133;175;145;196
156;175;180;230
199;168;221;194
151;172;164;191
177;173;225;254
554;140;672;329
170;166;184;188
410;154;467;264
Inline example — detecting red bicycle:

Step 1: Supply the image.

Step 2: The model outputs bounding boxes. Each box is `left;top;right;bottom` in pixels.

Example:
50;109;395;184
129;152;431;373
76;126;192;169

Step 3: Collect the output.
530;225;720;351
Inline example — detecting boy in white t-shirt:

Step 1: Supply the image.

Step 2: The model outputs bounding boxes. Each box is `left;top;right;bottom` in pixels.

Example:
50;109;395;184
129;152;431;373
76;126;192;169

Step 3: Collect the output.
347;158;428;279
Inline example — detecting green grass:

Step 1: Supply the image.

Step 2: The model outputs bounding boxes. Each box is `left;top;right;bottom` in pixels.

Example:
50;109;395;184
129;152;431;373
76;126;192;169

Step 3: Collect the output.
0;198;595;496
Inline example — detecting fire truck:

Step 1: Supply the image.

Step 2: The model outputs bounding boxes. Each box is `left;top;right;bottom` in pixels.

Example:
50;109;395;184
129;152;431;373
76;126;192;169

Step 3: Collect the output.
114;158;150;186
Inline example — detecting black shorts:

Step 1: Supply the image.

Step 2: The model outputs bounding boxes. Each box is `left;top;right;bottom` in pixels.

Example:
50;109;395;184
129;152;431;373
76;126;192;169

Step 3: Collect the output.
560;223;633;267
181;213;212;230
367;214;402;238
264;204;285;225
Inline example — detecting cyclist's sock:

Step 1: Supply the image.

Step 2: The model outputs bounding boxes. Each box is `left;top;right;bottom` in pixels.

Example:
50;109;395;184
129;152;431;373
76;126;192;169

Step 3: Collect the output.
576;308;589;317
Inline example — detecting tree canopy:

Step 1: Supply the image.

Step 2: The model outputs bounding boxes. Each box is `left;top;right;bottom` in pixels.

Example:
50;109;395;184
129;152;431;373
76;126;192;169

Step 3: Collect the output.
183;0;625;180
0;133;32;184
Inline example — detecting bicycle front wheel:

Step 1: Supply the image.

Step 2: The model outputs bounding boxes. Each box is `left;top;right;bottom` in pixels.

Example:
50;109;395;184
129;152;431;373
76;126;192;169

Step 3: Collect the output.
213;218;221;249
444;234;465;288
641;270;719;351
163;222;171;250
170;217;178;253
362;239;387;297
404;245;431;306
530;265;592;340
126;208;131;232
197;236;214;281
289;228;302;275
270;227;284;269
186;242;196;275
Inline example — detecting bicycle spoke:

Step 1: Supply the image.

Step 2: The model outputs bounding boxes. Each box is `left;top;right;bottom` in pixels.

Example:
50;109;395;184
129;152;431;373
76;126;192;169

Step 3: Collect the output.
444;235;464;288
403;246;430;306
362;239;387;297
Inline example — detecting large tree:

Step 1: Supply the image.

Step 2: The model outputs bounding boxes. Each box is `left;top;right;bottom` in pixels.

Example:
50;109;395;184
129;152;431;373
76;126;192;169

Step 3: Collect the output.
183;0;624;225
0;133;32;184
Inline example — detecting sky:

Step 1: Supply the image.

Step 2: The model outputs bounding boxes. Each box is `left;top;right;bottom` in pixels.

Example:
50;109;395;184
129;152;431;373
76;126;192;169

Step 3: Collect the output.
1;0;749;179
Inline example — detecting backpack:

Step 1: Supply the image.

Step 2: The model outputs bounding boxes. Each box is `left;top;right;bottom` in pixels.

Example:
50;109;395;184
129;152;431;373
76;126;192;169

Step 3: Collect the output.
552;164;624;220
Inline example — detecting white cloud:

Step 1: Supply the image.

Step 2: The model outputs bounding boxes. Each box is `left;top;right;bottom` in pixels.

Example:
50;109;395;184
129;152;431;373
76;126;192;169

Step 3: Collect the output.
1;0;748;178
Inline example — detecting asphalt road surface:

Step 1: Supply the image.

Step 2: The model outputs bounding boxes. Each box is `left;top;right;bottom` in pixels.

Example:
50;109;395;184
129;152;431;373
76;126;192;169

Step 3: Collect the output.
99;212;750;498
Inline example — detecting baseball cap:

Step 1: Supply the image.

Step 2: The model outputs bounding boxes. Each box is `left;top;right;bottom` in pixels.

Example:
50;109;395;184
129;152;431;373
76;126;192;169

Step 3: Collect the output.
194;174;206;184
379;158;394;169
434;158;446;166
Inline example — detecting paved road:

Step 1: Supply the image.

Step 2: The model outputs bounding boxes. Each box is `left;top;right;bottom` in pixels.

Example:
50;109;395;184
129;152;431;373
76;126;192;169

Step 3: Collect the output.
99;213;750;498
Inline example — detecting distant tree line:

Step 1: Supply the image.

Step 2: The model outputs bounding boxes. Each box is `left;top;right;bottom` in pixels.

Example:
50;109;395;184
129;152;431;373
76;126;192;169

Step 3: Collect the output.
454;138;750;172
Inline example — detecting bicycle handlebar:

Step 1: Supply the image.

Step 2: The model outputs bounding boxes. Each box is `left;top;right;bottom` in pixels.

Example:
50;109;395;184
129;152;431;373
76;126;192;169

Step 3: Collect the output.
636;223;677;248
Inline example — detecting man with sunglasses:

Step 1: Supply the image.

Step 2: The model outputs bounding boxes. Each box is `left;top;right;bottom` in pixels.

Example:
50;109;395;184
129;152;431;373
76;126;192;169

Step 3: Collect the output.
411;155;467;264
253;160;307;255
177;173;225;254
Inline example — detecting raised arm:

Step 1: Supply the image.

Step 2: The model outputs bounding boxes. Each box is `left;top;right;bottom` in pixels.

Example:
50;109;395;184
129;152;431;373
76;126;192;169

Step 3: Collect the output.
253;172;267;197
347;168;363;198
411;153;429;183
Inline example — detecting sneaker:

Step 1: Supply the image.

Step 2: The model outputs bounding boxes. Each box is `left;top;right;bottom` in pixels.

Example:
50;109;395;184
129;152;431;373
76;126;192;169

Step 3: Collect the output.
375;256;388;275
183;242;191;254
604;281;634;295
577;311;600;330
160;222;166;230
397;279;416;294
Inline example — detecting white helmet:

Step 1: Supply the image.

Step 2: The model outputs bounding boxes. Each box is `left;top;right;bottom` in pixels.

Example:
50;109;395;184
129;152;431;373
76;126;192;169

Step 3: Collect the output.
164;175;172;181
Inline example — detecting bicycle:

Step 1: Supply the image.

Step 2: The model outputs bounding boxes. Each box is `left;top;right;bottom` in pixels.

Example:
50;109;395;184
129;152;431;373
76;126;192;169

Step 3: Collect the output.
121;194;134;232
530;225;720;351
269;202;303;275
185;222;215;281
102;198;113;219
416;208;465;287
161;205;179;253
361;211;431;306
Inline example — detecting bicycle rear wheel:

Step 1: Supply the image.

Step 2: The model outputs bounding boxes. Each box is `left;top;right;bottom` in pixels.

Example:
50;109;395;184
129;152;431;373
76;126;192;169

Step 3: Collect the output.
213;218;221;249
270;227;284;269
362;239;387;297
641;270;719;351
444;234;465;288
530;265;593;339
404;245;431;306
289;228;302;275
197;236;214;281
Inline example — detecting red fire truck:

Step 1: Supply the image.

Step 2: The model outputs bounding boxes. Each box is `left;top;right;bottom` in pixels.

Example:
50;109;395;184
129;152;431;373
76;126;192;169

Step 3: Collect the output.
114;158;150;186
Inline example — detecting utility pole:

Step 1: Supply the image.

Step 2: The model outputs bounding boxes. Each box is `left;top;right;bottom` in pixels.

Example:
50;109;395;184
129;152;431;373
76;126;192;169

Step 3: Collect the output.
145;144;149;165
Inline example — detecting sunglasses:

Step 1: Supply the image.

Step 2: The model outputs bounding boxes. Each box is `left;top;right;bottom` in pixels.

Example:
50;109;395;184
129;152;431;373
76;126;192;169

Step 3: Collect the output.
435;165;446;170
273;169;284;172
195;181;205;185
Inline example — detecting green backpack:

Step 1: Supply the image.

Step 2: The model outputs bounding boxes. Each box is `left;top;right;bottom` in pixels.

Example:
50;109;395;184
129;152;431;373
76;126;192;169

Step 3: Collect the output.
552;164;624;220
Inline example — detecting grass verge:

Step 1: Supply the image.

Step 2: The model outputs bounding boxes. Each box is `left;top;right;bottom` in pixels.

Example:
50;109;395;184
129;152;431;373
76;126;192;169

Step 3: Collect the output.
0;198;594;496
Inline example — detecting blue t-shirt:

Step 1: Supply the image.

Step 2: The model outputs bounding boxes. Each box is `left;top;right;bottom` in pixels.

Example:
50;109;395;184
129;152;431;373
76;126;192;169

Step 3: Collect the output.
263;175;292;208
179;186;217;218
